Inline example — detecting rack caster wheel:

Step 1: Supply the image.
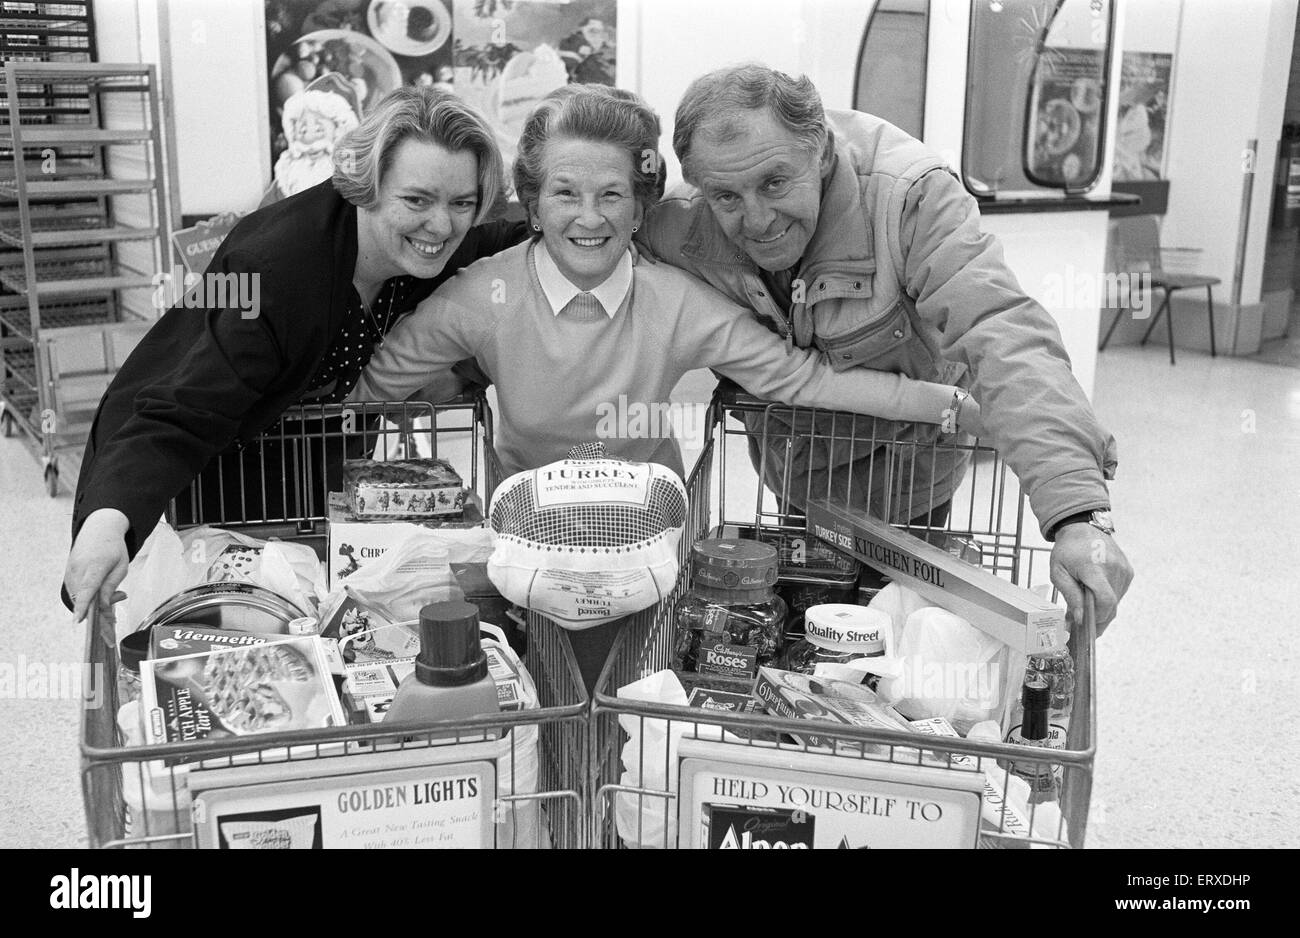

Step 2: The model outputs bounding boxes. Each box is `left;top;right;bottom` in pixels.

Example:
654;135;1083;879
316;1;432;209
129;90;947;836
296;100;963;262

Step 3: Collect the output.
44;463;59;497
1;410;13;438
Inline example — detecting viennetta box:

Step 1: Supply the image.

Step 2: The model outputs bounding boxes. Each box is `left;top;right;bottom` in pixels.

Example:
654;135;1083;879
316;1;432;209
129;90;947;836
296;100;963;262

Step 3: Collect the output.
804;498;1065;653
140;635;346;750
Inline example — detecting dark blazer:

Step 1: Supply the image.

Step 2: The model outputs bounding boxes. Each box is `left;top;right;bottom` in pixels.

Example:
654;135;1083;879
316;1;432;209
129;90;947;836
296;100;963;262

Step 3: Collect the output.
70;179;525;569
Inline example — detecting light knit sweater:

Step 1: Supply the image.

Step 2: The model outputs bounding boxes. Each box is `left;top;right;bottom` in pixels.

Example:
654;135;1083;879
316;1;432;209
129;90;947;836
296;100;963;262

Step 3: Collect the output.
351;241;961;478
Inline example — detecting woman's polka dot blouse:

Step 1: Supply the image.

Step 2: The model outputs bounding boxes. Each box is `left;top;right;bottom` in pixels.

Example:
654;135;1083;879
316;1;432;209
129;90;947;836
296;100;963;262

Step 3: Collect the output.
303;276;414;403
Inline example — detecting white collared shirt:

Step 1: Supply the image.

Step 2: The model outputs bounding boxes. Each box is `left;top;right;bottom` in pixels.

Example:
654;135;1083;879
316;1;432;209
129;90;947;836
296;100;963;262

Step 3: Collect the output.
533;239;632;318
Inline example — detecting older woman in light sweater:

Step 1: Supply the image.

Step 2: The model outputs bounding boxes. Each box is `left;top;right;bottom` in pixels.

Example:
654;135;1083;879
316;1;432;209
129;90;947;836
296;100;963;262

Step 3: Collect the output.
350;84;980;478
350;84;983;687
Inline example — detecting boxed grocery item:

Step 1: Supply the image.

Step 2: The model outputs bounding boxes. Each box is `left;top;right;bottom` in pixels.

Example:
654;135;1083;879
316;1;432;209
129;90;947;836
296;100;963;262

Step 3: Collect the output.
908;716;1036;846
327;492;486;589
705;804;815;849
686;687;763;715
148;624;279;659
320;591;397;647
752;667;913;751
805;498;1065;652
674;671;780;744
340;623;531;721
140;635;346;750
343;458;467;520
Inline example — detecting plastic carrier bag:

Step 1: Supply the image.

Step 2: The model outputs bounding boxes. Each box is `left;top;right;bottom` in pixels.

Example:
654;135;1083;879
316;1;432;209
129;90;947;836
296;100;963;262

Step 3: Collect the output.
486;449;687;630
115;522;326;640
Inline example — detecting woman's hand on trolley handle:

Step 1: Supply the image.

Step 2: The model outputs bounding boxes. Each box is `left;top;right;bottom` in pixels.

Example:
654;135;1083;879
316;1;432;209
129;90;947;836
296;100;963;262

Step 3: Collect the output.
64;508;130;628
1049;523;1133;638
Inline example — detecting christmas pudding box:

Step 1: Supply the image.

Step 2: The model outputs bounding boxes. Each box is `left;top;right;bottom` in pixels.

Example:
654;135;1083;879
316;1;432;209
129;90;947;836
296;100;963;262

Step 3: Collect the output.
326;492;485;590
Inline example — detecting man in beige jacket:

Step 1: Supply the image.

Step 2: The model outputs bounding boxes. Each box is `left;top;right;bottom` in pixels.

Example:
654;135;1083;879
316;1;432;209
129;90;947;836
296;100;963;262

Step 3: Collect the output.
640;64;1132;634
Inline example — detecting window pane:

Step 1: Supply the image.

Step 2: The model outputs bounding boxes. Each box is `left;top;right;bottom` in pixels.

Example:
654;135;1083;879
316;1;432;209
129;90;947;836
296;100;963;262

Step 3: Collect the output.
964;0;1114;195
854;0;928;139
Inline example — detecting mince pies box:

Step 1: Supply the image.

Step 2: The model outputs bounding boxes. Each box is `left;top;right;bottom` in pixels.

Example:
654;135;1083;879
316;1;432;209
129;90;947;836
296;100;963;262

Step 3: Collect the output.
326;492;485;590
804;499;1066;653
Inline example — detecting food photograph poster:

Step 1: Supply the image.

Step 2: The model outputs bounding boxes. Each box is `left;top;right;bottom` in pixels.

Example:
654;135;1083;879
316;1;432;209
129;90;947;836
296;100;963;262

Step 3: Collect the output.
263;0;618;204
1026;47;1105;189
1112;51;1173;182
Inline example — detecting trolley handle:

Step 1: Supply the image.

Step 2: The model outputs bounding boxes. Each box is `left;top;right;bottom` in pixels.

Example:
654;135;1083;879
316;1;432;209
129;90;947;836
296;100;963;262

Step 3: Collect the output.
710;382;956;429
1068;586;1098;756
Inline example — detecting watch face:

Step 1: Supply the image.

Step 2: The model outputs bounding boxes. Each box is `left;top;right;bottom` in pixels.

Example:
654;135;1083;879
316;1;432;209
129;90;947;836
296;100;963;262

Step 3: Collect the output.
1091;510;1115;534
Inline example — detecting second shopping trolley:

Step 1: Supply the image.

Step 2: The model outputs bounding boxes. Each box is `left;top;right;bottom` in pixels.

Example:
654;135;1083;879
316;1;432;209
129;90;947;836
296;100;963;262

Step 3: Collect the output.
591;387;1097;849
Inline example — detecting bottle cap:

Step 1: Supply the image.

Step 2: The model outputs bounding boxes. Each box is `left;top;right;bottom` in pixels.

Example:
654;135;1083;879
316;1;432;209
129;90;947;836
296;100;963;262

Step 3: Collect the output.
691;539;778;603
287;616;318;636
414;601;488;687
119;628;151;674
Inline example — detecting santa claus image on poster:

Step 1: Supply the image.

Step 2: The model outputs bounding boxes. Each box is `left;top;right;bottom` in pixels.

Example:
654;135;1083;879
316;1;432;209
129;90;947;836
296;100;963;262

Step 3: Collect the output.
266;76;360;203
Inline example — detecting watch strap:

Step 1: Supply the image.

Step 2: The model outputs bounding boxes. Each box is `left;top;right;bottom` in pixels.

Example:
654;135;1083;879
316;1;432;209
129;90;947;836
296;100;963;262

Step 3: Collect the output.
1046;507;1111;542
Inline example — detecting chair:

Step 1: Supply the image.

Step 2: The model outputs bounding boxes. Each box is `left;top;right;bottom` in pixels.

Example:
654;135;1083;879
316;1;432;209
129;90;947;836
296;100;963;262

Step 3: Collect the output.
1098;214;1219;364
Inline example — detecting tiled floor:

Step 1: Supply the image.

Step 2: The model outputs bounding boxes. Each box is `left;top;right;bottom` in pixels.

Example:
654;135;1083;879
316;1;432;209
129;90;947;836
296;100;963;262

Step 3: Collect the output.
1249;301;1300;368
1251;331;1300;368
1084;345;1300;846
0;428;93;848
2;345;1298;848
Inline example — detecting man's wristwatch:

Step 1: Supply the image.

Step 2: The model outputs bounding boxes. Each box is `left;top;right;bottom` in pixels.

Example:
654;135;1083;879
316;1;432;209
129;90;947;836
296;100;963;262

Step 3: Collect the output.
943;388;968;434
1048;508;1115;541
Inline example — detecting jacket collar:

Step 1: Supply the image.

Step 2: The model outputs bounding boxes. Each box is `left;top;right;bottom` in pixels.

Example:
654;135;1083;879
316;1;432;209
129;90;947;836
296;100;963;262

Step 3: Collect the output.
801;143;875;272
677;134;875;275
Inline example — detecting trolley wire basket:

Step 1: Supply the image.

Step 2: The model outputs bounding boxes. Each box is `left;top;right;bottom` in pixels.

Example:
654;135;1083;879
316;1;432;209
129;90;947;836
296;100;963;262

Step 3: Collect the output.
80;396;589;849
590;387;1097;849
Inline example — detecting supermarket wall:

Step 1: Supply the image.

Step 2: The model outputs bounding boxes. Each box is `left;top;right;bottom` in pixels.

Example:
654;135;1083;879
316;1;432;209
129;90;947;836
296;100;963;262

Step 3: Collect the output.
92;0;271;218
616;0;868;190
89;0;166;317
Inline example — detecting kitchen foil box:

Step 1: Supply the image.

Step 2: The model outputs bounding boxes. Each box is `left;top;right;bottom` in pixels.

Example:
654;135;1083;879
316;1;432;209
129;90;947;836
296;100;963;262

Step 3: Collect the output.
804;498;1065;653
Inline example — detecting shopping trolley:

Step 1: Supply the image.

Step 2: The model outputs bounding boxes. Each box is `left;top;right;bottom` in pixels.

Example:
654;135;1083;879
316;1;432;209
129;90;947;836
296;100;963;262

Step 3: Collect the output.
80;395;589;849
590;386;1097;849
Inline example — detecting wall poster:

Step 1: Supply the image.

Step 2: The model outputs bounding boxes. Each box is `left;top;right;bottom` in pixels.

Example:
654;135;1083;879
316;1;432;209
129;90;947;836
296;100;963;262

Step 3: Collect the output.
1112;51;1173;181
264;0;618;203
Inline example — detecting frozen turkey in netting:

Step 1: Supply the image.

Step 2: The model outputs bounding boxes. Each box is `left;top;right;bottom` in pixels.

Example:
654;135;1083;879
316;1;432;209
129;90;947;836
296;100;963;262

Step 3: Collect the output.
485;452;688;629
